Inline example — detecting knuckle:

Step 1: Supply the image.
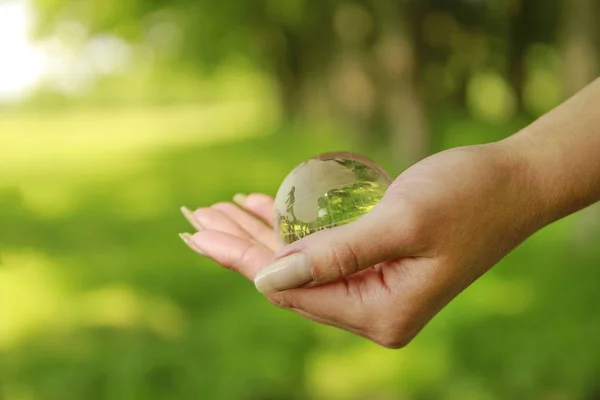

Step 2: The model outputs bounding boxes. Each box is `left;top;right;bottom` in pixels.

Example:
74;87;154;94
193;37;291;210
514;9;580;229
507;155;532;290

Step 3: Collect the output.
267;292;293;309
328;240;360;279
237;242;254;266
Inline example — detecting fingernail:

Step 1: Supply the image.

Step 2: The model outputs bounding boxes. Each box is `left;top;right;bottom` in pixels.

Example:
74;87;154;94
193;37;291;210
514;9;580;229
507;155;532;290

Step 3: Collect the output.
254;253;312;294
179;232;205;255
233;193;247;207
180;206;203;231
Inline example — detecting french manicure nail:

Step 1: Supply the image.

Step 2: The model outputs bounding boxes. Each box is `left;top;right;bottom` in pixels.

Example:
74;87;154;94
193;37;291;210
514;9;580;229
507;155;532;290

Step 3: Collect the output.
180;206;203;231
254;253;312;295
179;232;205;255
233;193;247;207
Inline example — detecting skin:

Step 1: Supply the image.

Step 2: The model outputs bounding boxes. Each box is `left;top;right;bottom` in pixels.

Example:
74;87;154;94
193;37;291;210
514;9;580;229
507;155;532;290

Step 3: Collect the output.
180;77;600;348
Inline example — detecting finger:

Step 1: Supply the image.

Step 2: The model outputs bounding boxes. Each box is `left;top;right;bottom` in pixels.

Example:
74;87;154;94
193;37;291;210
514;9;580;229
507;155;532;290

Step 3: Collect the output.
181;206;203;231
211;202;279;251
253;197;424;294
184;229;274;280
234;193;275;227
189;207;252;240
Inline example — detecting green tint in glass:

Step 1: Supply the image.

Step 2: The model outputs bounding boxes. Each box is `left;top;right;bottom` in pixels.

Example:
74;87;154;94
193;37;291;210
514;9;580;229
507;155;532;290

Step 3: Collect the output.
274;152;392;245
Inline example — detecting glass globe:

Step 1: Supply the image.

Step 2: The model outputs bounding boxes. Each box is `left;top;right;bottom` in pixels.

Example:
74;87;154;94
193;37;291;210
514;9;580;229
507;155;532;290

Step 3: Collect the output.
274;152;392;245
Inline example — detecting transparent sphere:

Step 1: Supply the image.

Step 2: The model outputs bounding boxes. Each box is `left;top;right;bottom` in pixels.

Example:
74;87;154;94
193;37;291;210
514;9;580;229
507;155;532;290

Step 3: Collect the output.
274;152;392;245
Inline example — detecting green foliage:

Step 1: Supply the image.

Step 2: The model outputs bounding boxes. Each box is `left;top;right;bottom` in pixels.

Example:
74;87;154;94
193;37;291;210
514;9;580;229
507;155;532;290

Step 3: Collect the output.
4;0;600;397
1;103;600;399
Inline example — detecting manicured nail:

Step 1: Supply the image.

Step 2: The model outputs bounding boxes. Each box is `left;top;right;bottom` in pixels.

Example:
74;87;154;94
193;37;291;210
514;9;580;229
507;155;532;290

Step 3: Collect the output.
179;232;205;255
254;253;312;294
233;193;247;207
180;206;203;231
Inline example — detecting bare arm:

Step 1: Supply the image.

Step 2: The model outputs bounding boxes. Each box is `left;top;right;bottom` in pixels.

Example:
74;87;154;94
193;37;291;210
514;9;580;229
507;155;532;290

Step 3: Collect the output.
506;77;600;225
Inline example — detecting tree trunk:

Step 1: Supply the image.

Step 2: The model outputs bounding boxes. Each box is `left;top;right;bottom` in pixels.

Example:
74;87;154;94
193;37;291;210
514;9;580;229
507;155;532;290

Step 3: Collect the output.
507;0;530;113
268;6;337;127
375;0;430;173
328;3;377;144
559;0;600;241
559;0;599;95
274;27;304;124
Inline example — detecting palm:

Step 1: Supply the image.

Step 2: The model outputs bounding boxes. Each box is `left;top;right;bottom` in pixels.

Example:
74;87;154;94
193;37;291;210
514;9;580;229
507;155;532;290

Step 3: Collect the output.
182;193;410;331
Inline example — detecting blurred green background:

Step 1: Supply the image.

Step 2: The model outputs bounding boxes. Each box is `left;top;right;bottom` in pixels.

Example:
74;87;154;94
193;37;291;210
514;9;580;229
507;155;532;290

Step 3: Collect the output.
1;0;600;399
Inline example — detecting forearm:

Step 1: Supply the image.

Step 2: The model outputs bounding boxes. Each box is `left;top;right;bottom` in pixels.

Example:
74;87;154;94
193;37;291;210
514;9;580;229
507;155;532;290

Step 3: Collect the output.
503;77;600;226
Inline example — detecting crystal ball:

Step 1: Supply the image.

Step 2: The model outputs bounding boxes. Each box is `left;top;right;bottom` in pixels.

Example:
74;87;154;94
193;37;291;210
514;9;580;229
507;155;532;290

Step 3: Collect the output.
274;152;392;245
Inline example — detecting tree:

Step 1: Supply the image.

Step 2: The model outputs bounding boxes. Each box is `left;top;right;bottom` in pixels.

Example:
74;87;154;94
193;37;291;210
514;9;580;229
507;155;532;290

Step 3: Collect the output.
373;0;430;170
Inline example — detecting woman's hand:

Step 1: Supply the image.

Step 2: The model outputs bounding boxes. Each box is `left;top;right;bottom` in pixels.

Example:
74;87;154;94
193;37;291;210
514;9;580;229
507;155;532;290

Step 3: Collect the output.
179;141;543;348
180;78;600;348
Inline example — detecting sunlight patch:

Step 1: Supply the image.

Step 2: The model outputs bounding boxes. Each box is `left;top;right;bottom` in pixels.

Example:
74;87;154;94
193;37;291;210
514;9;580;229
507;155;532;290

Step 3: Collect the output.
78;284;184;339
306;334;449;399
113;175;172;219
0;252;68;350
0;252;186;351
0;100;274;189
458;276;534;315
18;179;80;218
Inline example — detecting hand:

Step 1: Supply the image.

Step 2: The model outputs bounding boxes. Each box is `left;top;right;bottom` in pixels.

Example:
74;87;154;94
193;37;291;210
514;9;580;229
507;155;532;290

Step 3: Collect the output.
179;141;543;348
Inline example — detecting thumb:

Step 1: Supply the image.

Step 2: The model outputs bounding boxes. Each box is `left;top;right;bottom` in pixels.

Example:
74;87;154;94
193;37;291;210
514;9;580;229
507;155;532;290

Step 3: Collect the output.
254;201;418;294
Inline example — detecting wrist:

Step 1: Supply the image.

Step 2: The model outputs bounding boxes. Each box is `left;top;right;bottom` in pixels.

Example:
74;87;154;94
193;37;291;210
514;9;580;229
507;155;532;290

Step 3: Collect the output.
500;124;600;229
494;135;557;230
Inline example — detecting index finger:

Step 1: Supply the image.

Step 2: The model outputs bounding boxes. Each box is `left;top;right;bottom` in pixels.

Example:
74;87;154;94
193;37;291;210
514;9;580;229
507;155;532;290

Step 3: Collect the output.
187;229;274;280
234;193;275;227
